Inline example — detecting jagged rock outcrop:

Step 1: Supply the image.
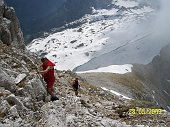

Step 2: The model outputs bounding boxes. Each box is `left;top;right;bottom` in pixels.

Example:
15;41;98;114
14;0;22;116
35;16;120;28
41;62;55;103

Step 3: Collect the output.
133;43;170;111
0;42;47;126
0;2;47;123
0;0;24;48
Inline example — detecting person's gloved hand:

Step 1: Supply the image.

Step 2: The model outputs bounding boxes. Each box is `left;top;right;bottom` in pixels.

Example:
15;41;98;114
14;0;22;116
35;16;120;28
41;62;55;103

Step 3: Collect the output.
30;70;38;76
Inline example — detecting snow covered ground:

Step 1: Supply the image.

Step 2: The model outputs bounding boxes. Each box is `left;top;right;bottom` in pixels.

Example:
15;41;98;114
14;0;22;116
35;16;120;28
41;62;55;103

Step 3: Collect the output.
27;0;168;71
101;87;132;100
113;0;139;8
76;64;133;74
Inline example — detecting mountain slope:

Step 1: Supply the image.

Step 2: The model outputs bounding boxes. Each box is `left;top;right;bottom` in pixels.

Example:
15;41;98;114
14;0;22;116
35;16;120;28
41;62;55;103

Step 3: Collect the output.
28;0;160;71
132;43;170;111
77;43;170;112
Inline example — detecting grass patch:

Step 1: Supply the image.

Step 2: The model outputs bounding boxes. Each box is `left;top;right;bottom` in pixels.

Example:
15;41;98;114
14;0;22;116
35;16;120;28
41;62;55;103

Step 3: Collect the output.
129;99;158;108
79;82;98;95
111;72;144;91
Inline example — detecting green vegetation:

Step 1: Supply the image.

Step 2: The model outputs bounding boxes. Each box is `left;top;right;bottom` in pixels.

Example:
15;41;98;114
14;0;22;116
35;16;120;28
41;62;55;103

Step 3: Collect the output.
129;99;159;108
111;72;145;92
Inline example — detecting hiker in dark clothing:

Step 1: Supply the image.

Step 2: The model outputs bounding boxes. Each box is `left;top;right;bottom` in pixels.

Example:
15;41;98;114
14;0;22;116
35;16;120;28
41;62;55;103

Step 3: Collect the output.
71;78;80;96
39;57;59;101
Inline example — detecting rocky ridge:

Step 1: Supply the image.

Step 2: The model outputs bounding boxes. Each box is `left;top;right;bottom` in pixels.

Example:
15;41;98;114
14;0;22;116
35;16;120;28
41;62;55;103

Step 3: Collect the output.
0;0;24;48
0;42;47;126
132;43;170;111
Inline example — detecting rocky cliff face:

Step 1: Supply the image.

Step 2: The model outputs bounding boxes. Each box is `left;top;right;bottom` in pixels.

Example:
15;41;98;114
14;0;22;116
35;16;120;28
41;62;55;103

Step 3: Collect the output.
0;0;47;126
133;43;170;111
0;0;24;48
0;42;48;126
131;43;170;110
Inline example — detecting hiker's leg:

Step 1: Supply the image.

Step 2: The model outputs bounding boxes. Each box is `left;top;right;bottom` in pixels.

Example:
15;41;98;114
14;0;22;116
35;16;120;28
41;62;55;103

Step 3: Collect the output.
47;81;59;101
50;87;59;101
75;91;78;96
47;81;55;96
51;78;56;93
47;88;55;96
52;85;55;93
74;87;78;96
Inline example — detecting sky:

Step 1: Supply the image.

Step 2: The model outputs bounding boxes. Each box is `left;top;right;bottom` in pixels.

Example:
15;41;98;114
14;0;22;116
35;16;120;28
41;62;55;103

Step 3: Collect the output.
157;0;170;39
140;0;170;50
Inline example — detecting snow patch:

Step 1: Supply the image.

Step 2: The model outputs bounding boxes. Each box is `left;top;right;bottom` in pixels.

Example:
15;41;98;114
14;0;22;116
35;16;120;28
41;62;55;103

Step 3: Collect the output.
101;87;132;100
113;0;139;8
76;64;133;74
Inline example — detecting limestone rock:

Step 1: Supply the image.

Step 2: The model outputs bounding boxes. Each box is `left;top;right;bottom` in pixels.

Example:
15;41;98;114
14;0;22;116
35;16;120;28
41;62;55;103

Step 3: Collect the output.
23;97;34;109
6;94;25;110
27;77;47;101
14;73;27;84
0;100;10;117
0;68;16;92
9;105;20;118
0;0;24;49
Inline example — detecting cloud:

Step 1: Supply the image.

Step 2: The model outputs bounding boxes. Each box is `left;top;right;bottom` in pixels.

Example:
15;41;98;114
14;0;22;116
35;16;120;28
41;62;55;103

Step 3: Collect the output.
148;0;170;41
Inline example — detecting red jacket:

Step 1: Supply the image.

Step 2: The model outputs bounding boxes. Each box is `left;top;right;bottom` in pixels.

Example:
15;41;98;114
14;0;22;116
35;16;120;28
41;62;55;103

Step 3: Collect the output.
42;59;55;81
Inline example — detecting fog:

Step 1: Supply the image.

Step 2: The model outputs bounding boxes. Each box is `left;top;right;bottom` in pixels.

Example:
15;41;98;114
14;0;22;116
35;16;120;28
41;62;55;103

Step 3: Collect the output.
136;0;170;40
155;0;170;40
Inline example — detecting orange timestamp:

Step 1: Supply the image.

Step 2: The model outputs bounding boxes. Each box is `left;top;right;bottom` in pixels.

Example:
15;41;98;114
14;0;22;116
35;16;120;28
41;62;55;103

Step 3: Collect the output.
128;108;163;115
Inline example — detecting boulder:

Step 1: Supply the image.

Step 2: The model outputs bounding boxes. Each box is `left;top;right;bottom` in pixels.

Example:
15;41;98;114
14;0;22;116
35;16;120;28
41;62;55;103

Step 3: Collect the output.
9;105;20;118
6;94;25;110
0;68;16;92
14;73;27;84
0;23;12;45
26;76;47;101
23;97;34;109
0;100;10;117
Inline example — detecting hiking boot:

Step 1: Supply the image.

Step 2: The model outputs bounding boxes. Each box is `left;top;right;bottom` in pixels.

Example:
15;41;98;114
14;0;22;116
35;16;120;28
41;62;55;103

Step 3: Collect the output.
51;96;59;101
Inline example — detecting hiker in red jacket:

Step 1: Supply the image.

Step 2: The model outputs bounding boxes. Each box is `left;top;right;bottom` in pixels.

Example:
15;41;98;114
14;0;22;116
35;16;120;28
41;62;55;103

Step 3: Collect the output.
39;57;59;101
